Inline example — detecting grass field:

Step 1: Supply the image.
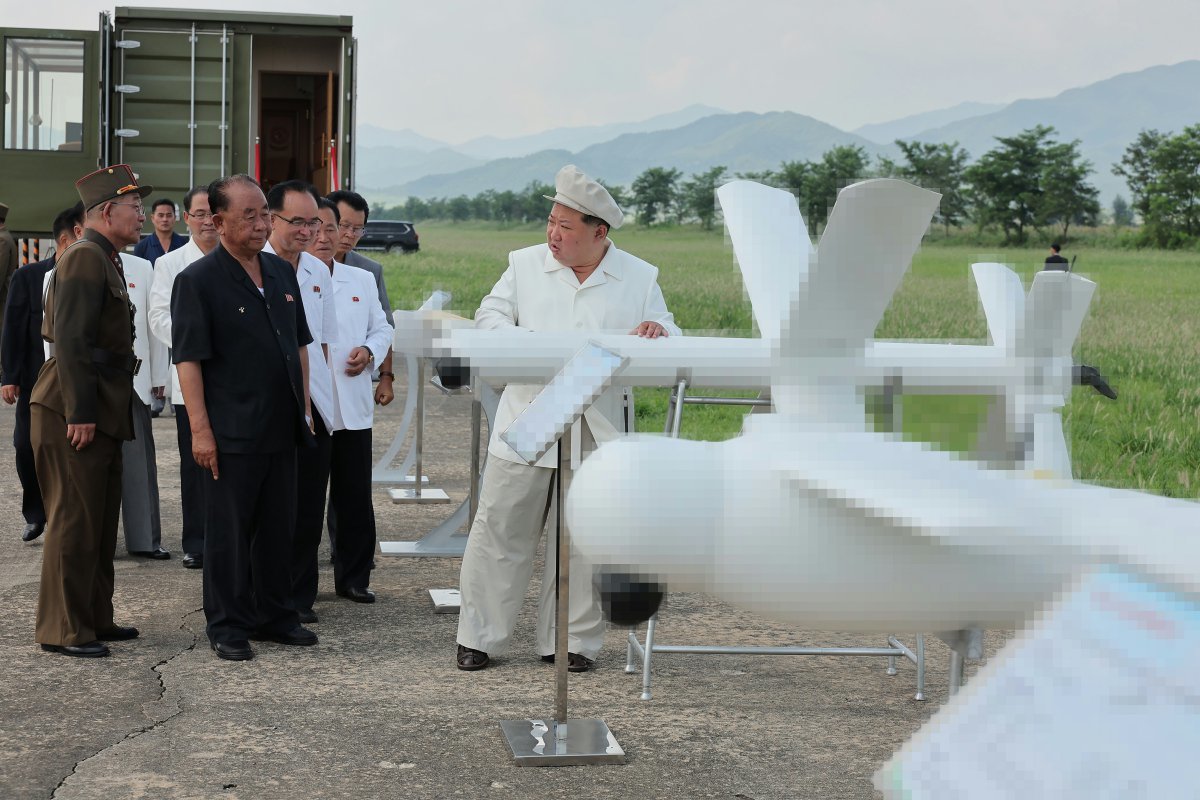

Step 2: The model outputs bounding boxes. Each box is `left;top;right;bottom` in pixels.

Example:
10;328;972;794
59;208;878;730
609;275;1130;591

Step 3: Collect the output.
377;221;1200;498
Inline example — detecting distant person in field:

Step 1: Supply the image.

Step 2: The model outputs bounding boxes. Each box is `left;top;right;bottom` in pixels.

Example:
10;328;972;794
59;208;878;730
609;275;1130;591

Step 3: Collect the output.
1043;242;1069;271
1039;243;1117;399
454;164;680;673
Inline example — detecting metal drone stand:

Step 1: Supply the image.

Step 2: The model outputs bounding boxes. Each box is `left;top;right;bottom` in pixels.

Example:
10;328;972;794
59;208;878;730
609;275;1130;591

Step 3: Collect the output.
497;342;627;766
377;362;496;612
624;377;928;702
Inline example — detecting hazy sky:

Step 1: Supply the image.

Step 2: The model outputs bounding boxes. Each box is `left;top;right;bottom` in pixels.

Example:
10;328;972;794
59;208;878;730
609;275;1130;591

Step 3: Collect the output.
9;0;1199;144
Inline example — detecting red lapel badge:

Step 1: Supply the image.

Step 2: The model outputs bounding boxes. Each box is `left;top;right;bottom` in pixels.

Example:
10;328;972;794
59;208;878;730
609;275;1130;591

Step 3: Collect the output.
352;296;360;302
312;285;320;293
285;293;295;302
128;282;136;288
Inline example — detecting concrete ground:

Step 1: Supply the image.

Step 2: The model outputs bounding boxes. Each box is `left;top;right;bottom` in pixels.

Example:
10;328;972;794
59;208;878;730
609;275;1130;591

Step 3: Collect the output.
0;382;990;800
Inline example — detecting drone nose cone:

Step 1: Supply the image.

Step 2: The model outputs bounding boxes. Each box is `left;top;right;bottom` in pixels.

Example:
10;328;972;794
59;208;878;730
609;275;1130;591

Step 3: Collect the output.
567;436;722;582
595;570;666;626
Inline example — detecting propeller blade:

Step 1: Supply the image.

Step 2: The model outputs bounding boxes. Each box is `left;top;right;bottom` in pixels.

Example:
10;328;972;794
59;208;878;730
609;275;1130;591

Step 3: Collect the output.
716;180;810;342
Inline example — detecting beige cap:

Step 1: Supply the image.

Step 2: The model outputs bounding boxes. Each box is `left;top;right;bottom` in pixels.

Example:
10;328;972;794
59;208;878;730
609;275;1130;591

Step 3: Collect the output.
543;164;623;229
0;202;8;222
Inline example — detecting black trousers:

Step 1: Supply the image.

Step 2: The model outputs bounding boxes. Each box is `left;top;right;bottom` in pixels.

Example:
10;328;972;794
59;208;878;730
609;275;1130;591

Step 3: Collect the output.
202;449;299;644
175;405;205;555
292;413;332;613
329;427;375;592
14;389;46;525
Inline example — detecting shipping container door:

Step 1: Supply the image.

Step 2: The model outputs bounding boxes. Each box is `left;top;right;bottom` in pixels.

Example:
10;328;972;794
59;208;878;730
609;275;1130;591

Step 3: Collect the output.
113;24;231;205
0;27;100;236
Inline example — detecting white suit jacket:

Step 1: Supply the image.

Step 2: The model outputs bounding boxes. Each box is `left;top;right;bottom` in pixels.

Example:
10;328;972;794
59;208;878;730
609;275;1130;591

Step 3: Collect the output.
328;261;393;431
120;254;170;406
476;241;680;468
264;242;339;431
148;237;206;405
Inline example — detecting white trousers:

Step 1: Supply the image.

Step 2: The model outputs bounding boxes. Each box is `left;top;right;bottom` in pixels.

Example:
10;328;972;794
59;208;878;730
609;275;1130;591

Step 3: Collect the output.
456;456;605;659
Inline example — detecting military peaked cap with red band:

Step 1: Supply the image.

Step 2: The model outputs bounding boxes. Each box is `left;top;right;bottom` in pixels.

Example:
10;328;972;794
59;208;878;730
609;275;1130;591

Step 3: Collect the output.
75;164;153;211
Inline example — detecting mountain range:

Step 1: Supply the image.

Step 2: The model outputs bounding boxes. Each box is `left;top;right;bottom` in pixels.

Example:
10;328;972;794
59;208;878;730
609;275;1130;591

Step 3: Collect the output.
355;60;1200;205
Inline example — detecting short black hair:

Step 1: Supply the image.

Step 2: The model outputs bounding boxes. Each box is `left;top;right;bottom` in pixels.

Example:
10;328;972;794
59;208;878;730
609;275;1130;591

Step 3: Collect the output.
316;197;340;223
151;197;176;214
581;213;610;234
207;174;262;214
183;185;210;213
267;180;321;212
1050;242;1062;252
52;203;83;241
327;189;369;223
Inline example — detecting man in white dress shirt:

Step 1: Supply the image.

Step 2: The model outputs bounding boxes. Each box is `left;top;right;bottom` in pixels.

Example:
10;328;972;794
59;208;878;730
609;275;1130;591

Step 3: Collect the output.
264;181;338;624
118;252;170;558
303;199;392;608
148;186;219;569
455;165;680;672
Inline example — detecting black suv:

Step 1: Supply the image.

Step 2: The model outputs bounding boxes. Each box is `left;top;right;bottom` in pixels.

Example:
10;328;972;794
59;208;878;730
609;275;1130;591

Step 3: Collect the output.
357;220;419;254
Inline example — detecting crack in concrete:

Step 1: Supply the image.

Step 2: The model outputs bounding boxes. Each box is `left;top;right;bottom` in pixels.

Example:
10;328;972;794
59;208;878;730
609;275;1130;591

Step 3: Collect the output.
50;608;203;799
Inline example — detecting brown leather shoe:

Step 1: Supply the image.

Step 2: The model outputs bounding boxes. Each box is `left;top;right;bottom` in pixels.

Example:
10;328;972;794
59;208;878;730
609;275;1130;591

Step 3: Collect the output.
457;644;489;671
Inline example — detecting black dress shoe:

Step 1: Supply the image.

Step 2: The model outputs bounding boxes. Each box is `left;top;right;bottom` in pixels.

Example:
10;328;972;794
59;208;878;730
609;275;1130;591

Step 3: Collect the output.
298;609;319;624
457;644;489;671
252;626;318;646
132;547;171;560
211;640;254;661
541;652;595;672
336;587;376;604
22;522;45;542
98;625;140;641
181;553;203;569
41;641;110;658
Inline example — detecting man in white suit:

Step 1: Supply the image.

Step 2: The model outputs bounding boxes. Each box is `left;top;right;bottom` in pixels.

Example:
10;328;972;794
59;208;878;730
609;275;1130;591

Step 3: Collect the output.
455;165;680;672
148;186;219;569
303;199;392;609
264;181;337;624
118;252;170;557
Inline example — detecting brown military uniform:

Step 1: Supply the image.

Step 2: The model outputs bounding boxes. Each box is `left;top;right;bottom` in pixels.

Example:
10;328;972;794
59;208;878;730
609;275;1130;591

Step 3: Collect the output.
31;228;136;647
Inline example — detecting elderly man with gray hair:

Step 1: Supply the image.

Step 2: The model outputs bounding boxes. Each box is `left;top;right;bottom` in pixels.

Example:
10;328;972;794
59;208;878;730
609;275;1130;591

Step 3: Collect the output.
456;165;680;672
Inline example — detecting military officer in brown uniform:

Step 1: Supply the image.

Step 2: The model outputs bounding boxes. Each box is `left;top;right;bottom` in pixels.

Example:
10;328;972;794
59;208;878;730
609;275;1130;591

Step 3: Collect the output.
31;165;151;658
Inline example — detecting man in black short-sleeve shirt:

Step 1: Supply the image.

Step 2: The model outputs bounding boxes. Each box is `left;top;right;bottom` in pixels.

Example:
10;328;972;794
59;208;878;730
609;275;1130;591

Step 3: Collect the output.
172;174;319;661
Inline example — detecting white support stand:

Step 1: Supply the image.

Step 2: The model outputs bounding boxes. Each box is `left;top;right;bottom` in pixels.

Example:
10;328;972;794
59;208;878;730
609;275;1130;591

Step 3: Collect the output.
372;353;430;486
632;378;928;702
373;291;450;485
380;381;497;559
388;359;450;504
498;343;627;766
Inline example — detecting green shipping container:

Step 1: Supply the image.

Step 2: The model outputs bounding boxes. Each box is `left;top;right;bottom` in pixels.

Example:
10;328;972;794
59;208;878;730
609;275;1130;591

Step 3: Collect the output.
1;7;356;240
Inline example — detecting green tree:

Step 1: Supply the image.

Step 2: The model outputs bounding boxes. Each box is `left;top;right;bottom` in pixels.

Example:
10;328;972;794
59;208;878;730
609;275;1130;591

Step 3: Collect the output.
630;167;681;226
893;140;971;234
521;180;555;222
448;195;472;222
678;166;728;230
1040;139;1100;239
777;146;870;229
1111;194;1133;227
964;126;1097;242
1113;126;1200;247
1112;129;1166;223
